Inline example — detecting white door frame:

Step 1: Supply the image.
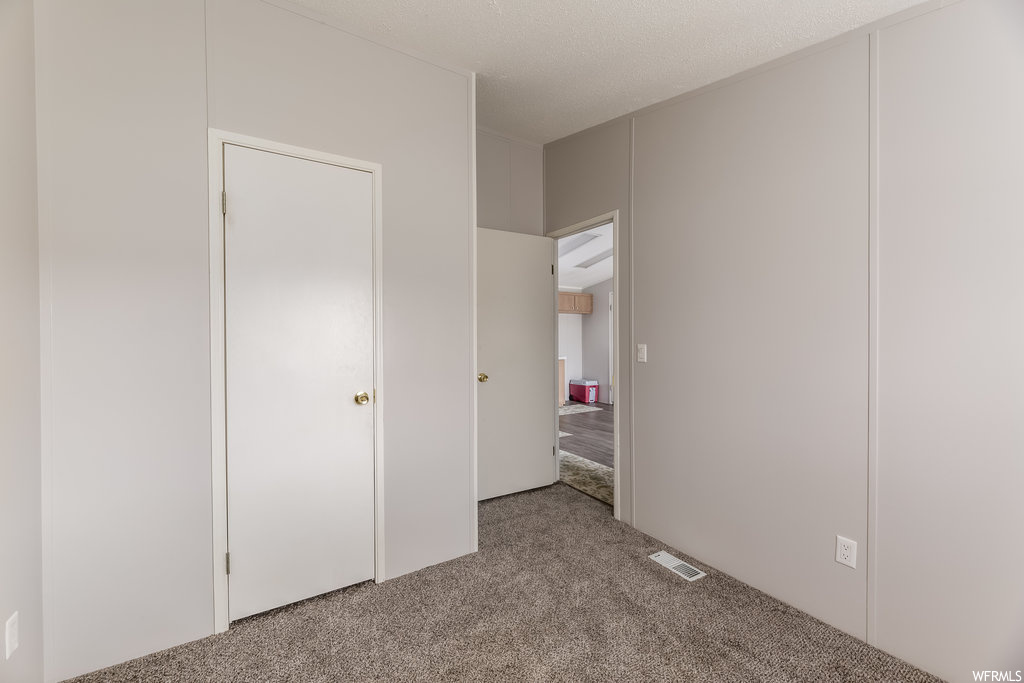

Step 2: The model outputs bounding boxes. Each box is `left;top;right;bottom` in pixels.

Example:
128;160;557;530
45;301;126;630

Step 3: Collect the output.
207;129;384;633
549;210;623;520
608;291;615;405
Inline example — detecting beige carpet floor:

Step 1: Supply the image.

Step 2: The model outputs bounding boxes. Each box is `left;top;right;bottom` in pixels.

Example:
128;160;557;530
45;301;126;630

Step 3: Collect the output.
69;484;941;683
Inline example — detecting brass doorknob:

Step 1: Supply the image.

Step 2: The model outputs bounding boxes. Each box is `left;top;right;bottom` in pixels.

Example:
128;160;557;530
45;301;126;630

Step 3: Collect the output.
354;391;370;405
477;373;489;383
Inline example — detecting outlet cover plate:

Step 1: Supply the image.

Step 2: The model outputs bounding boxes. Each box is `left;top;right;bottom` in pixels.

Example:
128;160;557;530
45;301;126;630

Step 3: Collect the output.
835;535;857;569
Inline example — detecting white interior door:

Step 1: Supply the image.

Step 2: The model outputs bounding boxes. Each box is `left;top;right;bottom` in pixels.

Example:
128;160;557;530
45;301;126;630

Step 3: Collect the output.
224;143;375;621
477;228;557;500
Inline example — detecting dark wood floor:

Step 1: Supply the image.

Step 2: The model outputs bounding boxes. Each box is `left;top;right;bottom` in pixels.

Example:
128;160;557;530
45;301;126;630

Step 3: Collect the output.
559;401;614;468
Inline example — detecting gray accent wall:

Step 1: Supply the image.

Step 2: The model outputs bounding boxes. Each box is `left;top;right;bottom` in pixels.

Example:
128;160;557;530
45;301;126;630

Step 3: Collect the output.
543;0;1024;680
632;36;870;639
0;1;42;682
34;0;476;679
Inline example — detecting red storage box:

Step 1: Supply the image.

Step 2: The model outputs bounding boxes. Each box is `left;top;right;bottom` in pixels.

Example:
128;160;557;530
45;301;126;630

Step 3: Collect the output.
569;379;599;403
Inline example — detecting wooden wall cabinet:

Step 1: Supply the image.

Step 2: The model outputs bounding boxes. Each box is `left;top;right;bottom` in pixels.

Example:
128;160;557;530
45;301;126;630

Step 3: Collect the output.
558;291;593;314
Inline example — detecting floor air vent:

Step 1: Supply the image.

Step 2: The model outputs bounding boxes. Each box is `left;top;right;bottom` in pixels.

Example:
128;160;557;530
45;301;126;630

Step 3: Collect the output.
649;551;706;582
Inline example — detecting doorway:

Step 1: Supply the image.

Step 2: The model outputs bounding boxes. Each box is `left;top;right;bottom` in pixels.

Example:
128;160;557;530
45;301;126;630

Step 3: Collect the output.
208;131;384;631
553;217;617;509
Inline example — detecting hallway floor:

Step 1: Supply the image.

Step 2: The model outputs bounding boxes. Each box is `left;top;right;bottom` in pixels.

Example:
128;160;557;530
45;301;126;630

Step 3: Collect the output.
558;401;613;468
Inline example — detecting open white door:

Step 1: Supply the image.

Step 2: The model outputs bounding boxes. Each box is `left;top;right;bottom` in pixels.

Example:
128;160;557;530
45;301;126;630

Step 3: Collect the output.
477;228;557;500
224;143;375;621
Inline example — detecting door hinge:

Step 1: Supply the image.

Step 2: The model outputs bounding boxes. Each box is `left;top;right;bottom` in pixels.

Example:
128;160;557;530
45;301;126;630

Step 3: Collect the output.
552;445;556;456
551;265;555;275
221;191;227;215
225;552;231;575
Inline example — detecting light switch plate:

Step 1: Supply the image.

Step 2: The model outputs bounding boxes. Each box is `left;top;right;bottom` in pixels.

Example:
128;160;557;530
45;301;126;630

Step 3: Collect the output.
637;343;647;363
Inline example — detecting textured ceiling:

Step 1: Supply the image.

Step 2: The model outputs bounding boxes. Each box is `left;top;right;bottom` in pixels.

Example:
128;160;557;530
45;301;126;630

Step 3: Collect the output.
290;0;929;143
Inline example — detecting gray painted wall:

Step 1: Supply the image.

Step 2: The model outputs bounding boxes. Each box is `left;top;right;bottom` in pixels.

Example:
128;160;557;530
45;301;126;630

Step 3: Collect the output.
875;0;1024;678
35;1;475;679
544;121;630;236
545;120;633;522
632;37;870;639
477;130;543;235
543;0;1024;679
0;1;42;681
582;279;613;403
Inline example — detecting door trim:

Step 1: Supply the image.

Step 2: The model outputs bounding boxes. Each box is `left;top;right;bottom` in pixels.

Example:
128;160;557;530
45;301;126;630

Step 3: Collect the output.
207;129;384;633
548;210;623;521
608;290;615;405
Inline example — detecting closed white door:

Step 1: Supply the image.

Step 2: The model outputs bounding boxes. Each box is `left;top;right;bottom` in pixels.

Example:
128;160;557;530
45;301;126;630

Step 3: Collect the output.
224;143;375;621
477;228;557;500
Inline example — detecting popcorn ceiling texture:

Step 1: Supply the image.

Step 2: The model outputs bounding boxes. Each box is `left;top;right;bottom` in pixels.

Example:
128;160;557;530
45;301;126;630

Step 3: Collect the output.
289;0;928;142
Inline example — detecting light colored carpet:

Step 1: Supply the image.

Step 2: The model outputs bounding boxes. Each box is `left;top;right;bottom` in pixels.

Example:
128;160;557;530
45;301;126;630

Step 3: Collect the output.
558;402;602;416
68;484;942;683
559;450;614;505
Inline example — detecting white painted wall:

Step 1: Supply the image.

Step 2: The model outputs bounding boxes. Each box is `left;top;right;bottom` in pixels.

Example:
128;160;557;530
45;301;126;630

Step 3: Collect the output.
874;0;1024;679
35;1;475;679
476;129;543;235
0;1;42;681
206;0;474;582
581;279;613;403
34;2;212;680
543;0;1024;679
558;314;583;401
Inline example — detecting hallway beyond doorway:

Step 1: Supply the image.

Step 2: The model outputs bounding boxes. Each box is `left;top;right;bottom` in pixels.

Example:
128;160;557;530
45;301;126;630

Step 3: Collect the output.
558;401;613;468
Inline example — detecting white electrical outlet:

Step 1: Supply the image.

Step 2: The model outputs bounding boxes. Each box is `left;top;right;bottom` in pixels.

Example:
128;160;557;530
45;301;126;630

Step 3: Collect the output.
835;536;857;569
637;343;647;363
5;611;18;660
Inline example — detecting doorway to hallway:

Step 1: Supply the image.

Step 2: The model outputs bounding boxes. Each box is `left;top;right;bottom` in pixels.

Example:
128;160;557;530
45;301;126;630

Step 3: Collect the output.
555;220;615;506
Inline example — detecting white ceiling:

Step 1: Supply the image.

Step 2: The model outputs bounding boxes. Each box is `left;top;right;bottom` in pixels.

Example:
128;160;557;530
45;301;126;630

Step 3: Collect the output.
290;0;928;143
558;223;613;291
